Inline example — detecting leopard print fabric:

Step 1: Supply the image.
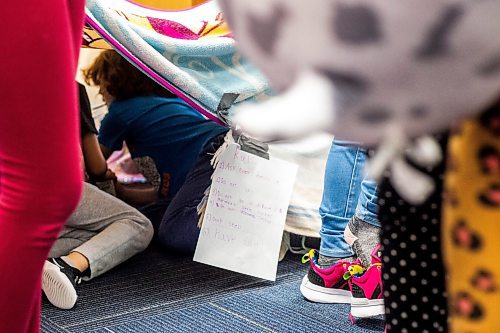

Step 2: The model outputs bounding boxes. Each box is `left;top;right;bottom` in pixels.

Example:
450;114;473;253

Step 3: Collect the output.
443;103;500;332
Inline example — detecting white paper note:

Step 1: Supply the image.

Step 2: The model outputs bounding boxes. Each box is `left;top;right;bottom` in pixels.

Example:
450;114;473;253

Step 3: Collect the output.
194;143;298;281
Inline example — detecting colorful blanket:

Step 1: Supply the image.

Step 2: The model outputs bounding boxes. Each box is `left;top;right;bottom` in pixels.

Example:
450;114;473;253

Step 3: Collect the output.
84;0;272;123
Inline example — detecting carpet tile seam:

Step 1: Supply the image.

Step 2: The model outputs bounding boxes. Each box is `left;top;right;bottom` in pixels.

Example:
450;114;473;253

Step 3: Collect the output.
214;287;385;333
47;271;296;320
49;280;291;324
94;281;304;332
62;272;296;329
49;278;262;320
211;281;357;331
209;302;278;333
41;316;72;333
102;304;270;333
64;275;300;332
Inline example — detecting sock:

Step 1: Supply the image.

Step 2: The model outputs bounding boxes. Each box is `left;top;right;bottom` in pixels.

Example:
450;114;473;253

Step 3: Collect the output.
60;256;83;274
344;216;381;267
318;253;356;269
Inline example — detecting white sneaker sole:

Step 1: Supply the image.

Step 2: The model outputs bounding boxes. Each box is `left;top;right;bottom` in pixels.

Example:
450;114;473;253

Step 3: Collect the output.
350;298;385;318
300;275;352;304
42;260;77;310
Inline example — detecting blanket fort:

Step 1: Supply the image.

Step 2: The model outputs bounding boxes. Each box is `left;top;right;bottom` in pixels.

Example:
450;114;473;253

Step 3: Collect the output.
194;143;297;281
84;0;272;122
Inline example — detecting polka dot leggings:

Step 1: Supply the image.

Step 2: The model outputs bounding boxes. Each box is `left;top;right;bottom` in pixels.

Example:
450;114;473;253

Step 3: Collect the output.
379;135;448;333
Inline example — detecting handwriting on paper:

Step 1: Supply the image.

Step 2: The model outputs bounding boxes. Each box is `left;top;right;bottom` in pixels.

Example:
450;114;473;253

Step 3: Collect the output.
194;143;298;281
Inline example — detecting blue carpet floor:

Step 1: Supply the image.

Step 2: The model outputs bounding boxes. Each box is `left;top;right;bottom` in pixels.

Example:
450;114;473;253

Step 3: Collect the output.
41;246;385;333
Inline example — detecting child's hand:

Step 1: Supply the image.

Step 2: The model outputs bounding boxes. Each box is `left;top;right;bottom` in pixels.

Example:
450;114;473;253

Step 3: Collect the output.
104;169;117;181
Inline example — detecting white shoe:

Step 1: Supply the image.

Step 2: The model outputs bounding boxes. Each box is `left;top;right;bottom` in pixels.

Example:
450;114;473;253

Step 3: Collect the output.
42;258;81;310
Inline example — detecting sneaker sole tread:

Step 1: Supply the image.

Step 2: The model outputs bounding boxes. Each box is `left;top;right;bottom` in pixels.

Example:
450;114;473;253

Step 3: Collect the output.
42;261;78;310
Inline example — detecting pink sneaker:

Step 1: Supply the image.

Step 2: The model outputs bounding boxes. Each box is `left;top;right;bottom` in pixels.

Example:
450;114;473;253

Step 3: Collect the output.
349;244;385;318
300;250;364;304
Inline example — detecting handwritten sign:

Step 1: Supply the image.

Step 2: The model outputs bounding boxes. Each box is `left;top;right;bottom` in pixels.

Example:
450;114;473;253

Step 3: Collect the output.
194;143;298;281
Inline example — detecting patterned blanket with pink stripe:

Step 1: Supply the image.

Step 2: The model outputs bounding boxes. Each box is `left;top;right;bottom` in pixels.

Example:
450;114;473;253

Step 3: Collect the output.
84;0;272;122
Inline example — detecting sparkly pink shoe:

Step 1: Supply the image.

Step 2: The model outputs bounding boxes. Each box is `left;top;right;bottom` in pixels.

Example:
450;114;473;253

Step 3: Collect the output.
300;250;364;304
349;244;385;319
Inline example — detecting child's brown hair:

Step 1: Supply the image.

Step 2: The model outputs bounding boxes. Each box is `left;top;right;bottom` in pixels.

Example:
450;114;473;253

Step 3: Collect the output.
83;50;175;100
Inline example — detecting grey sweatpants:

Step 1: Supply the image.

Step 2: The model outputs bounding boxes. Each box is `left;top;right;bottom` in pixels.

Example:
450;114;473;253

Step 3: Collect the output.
49;183;153;280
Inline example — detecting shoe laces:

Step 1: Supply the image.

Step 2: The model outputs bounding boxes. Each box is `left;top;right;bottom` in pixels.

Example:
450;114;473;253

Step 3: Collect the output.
302;250;368;279
342;264;366;280
301;249;317;264
371;243;382;264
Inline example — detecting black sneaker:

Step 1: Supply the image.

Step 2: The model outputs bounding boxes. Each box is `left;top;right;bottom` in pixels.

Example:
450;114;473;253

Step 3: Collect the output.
42;258;82;309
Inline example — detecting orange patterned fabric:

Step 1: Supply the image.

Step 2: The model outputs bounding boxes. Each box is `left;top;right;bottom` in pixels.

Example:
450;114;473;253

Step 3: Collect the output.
443;105;500;332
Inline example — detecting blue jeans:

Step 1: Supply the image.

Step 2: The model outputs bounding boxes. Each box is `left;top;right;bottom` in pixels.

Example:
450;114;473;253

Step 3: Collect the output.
319;140;380;258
